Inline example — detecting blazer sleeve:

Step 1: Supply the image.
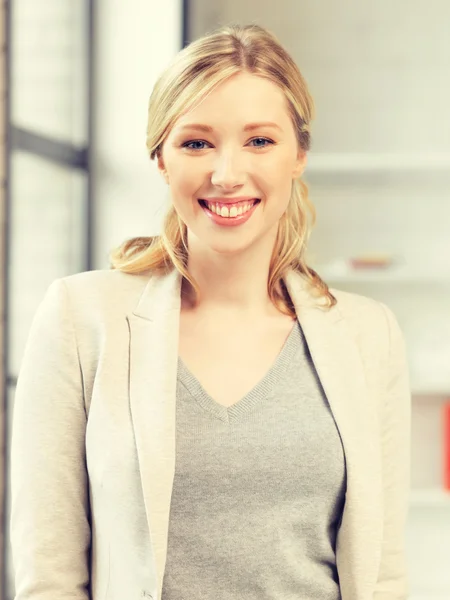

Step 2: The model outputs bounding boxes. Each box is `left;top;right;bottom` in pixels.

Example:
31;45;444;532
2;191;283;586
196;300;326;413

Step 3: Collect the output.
374;303;412;600
10;279;91;599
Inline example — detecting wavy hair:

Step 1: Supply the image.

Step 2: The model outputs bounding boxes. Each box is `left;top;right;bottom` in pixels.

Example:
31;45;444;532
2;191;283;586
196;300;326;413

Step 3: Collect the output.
110;23;336;316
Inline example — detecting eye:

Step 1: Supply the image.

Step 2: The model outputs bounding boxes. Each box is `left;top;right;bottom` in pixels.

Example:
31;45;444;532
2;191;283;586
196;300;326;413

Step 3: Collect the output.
249;137;275;149
181;137;275;152
182;140;210;151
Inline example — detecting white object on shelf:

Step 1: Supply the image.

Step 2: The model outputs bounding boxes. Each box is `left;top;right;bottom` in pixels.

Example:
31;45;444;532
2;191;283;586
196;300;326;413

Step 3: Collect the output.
306;152;450;173
316;262;450;284
410;489;450;507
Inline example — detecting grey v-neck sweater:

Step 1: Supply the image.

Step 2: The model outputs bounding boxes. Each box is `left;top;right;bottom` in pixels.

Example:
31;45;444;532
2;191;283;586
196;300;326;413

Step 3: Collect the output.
162;320;346;600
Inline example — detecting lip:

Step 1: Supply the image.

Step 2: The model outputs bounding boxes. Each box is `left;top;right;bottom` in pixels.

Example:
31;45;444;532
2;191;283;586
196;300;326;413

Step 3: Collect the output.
200;196;260;205
199;198;260;227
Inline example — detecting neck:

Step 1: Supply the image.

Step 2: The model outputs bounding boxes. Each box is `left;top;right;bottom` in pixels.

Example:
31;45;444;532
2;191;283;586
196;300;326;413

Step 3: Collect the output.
181;231;284;318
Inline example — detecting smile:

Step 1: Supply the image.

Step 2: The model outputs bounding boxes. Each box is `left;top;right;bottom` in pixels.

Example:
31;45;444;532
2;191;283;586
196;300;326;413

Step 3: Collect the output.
199;199;260;218
198;198;261;227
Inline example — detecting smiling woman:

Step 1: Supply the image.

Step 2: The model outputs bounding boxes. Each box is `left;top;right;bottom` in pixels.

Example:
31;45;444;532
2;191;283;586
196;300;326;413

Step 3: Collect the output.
10;22;411;600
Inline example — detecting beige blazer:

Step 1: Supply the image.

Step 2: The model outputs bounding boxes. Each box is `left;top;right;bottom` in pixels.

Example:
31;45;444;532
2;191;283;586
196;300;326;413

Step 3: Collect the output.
10;267;411;600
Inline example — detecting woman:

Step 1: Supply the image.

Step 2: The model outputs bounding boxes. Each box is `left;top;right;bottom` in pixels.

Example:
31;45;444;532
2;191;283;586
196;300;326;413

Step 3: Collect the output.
10;23;411;600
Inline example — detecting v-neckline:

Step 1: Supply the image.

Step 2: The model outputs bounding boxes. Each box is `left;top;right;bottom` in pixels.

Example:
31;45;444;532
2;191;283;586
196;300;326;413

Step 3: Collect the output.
176;319;303;423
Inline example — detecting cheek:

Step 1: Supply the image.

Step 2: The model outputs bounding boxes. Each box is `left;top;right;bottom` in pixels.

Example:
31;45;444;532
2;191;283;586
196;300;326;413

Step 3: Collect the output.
255;151;294;179
258;161;293;195
171;160;205;191
260;164;294;216
167;166;202;215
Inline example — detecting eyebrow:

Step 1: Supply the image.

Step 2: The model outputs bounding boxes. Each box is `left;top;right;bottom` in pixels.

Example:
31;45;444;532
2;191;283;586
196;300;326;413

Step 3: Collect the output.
177;122;282;133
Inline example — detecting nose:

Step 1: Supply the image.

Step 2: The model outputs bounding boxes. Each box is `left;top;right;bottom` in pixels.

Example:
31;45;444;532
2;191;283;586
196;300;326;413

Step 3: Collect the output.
210;149;244;190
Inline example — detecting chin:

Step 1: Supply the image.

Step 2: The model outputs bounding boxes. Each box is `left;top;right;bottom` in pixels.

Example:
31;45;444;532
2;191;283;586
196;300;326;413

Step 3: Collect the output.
200;227;275;258
185;217;279;257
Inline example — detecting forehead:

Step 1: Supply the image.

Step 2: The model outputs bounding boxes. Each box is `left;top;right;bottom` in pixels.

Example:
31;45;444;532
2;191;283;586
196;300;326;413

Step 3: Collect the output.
173;72;291;131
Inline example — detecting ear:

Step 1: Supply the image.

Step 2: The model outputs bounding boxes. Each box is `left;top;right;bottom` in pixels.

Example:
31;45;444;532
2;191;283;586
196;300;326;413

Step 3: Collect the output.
293;149;307;179
157;152;169;184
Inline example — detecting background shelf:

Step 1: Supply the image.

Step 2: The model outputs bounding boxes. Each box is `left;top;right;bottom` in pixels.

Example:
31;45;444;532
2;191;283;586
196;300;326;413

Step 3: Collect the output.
411;389;450;397
317;265;450;285
410;489;450;508
306;152;450;174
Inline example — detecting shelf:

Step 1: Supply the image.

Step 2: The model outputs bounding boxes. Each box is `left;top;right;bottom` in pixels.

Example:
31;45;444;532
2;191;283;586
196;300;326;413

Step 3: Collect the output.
412;389;450;398
305;152;450;173
410;489;450;507
317;265;450;285
410;596;450;600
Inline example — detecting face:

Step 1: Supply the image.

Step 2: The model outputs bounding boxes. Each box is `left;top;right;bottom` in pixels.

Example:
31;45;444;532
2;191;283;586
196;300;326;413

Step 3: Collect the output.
157;71;306;256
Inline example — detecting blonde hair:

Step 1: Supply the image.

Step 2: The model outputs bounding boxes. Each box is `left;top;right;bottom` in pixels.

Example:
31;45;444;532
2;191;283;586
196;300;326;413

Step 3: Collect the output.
110;23;336;316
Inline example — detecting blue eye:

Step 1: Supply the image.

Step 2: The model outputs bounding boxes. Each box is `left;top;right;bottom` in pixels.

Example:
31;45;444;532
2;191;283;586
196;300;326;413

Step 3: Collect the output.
182;137;274;152
183;140;208;151
250;137;274;148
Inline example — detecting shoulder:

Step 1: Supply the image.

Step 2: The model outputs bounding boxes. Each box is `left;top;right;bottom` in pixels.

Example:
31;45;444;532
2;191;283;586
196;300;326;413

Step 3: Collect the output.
61;267;150;295
330;286;404;376
54;268;152;321
330;286;397;334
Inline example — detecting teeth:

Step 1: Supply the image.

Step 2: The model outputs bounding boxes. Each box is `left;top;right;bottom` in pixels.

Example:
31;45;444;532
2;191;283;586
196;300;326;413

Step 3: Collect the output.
204;201;255;217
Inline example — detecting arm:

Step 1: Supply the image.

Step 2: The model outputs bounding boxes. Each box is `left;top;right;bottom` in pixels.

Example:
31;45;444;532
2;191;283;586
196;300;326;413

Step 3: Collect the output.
10;279;91;599
374;303;412;599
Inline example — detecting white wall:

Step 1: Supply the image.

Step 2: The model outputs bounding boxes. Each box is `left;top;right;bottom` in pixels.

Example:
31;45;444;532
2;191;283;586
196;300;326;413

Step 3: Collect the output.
92;0;183;269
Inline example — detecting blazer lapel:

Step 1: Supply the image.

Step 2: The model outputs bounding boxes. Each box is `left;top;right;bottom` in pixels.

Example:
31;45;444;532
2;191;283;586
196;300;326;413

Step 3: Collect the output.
126;267;182;599
285;270;383;600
